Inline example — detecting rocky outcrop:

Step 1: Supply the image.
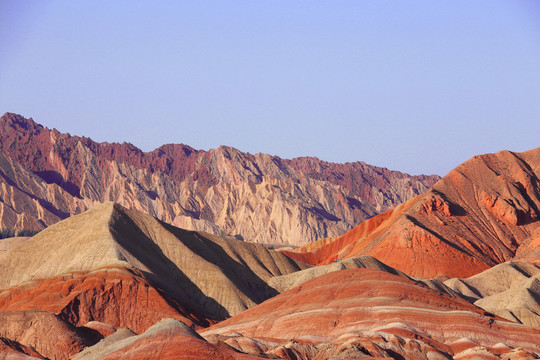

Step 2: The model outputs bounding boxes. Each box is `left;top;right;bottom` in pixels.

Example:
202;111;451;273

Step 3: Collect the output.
285;148;540;278
0;112;439;245
0;337;45;359
0;203;308;358
202;268;540;359
0;152;89;231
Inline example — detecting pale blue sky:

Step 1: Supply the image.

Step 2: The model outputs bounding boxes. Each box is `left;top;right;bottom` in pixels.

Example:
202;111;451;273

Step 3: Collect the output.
1;1;539;176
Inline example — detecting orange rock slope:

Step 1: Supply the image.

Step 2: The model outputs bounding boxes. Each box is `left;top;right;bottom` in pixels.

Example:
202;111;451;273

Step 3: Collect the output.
284;148;540;278
202;268;540;359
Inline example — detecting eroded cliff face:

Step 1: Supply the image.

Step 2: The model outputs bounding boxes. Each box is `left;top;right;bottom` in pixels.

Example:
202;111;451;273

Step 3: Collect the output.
0;112;439;244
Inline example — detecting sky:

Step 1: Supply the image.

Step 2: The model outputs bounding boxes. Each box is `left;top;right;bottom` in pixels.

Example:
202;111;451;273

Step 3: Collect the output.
1;1;539;176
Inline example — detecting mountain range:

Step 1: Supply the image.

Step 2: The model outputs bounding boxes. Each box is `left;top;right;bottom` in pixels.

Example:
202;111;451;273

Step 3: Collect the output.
1;112;540;359
0;112;438;245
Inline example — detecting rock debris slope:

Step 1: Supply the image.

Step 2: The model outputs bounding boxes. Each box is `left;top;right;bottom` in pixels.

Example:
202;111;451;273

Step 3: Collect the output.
285;148;540;278
0;112;438;245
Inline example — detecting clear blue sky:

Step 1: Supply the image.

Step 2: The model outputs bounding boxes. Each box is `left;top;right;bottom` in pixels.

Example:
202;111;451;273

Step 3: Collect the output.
1;1;539;176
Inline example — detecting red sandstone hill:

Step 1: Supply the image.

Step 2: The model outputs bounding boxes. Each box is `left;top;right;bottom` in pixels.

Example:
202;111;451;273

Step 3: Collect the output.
284;148;540;278
0;112;438;245
202;268;540;359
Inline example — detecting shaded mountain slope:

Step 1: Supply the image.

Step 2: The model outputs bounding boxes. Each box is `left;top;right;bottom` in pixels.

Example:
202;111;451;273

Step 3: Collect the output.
284;148;540;278
202;268;540;359
0;337;45;360
0;203;307;320
0;152;89;230
0;112;438;245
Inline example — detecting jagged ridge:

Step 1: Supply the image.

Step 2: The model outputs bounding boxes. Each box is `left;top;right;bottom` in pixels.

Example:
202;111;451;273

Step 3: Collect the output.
0;112;439;245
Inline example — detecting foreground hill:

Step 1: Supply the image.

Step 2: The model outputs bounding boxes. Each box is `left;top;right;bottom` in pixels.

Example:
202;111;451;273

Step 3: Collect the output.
0;112;438;245
202;268;540;359
284;148;540;278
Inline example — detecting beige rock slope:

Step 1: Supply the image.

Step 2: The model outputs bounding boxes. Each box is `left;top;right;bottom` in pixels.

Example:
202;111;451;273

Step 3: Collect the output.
269;255;409;292
0;203;307;319
445;260;540;328
0;112;439;245
269;255;458;297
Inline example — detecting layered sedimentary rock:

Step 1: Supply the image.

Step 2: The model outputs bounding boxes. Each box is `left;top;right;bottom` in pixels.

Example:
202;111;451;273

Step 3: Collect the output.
0;112;438;245
0;337;45;360
285;148;540;278
268;255;458;297
0;203;309;358
202;268;540;359
0;152;89;231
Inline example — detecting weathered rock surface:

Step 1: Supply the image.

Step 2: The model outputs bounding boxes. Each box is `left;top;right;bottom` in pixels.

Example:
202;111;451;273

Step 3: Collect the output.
268;254;408;293
0;112;438;245
0;203;306;320
0;152;89;231
285;148;540;278
269;255;458;297
202;268;540;359
0;203;308;358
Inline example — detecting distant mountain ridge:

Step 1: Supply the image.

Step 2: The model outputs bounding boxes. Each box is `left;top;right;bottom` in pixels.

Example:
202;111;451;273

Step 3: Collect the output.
0;112;439;245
